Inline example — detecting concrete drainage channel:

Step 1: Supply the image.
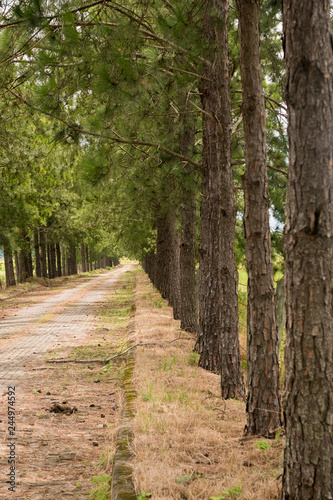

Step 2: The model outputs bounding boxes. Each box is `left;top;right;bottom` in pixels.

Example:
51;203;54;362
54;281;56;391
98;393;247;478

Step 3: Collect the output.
110;310;137;500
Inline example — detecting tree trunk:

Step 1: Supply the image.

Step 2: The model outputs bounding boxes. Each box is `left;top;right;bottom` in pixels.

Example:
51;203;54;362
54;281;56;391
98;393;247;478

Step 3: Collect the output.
275;277;285;352
39;229;47;278
85;246;89;272
236;0;281;437
179;99;198;333
282;1;333;497
4;243;16;287
48;244;56;279
69;245;77;275
56;243;62;277
81;243;86;272
155;214;173;302
171;219;181;320
89;248;92;271
19;249;28;283
14;251;20;284
62;247;67;276
34;229;41;278
195;0;245;399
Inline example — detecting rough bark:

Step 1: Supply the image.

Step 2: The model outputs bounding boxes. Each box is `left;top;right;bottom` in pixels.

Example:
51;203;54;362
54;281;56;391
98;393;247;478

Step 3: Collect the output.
179;98;198;333
34;229;41;278
236;0;281;437
282;1;333;497
275;277;285;352
39;229;48;278
4;243;16;287
195;0;245;399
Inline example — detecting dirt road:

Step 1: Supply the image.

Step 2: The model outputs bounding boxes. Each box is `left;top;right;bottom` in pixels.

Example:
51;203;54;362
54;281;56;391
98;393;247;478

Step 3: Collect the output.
0;264;133;499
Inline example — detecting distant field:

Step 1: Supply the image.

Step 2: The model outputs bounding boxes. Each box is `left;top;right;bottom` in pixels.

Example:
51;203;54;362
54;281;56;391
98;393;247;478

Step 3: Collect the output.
0;258;5;283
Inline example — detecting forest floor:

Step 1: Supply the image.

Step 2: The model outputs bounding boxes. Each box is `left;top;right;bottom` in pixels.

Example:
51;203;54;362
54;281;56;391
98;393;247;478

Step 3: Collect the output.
0;264;283;500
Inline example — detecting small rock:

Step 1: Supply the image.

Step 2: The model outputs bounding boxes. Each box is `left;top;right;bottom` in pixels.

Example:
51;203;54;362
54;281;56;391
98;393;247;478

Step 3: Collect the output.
92;441;99;447
101;414;105;418
94;380;100;383
90;404;95;407
46;391;51;395
243;461;254;467
36;389;42;393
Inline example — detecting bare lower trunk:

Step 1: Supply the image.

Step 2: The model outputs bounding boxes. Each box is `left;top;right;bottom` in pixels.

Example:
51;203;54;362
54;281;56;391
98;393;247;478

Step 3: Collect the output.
81;243;86;272
56;243;62;277
282;1;333;497
236;0;281;437
4;243;16;287
14;251;20;284
34;229;41;278
40;229;47;278
179;97;198;333
195;0;245;398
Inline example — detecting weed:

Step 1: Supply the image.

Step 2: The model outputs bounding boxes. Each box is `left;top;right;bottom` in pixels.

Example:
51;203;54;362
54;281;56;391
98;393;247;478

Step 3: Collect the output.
89;474;112;500
152;297;163;308
241;360;247;371
137;492;152;499
210;486;243;499
186;352;200;366
142;383;153;401
175;473;204;486
164;390;173;403
178;388;189;405
158;356;176;371
256;440;271;451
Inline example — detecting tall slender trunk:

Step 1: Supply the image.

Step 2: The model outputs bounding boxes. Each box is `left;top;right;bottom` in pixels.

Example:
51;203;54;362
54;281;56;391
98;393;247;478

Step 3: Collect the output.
282;1;333;497
155;214;173;302
81;243;86;272
89;248;92;272
179;99;198;333
195;0;245;398
26;235;33;278
14;251;20;284
236;0;281;437
39;229;47;278
56;243;62;277
19;249;28;283
69;246;77;275
170;220;181;320
34;229;41;278
62;247;67;276
48;244;56;279
85;246;89;272
4;243;16;287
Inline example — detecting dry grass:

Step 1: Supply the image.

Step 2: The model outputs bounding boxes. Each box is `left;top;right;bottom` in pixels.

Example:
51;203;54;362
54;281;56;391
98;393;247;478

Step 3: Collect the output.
132;269;283;500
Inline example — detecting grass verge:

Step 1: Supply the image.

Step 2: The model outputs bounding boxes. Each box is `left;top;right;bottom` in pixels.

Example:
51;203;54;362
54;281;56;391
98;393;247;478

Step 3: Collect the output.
132;267;283;500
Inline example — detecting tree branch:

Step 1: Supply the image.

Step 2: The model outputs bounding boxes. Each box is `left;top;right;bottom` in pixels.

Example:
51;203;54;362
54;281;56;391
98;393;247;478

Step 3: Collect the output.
7;89;201;169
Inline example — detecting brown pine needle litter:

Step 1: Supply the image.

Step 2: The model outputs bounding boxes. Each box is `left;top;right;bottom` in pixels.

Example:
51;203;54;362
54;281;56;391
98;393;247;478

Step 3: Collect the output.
131;268;283;500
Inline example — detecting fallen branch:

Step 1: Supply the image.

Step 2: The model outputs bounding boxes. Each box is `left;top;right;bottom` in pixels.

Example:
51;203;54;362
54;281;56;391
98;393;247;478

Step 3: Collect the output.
47;336;193;364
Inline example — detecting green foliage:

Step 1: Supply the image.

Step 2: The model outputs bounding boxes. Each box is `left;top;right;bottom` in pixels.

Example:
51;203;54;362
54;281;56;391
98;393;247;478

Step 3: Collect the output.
256;440;272;451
